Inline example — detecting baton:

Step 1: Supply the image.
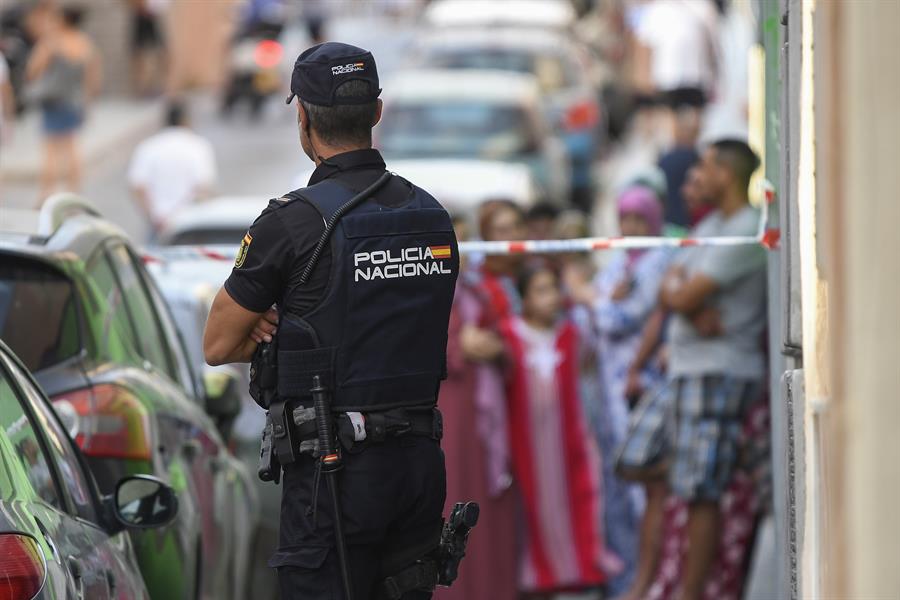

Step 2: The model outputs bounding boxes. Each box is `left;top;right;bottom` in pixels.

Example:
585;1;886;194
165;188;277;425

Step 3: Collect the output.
312;375;354;600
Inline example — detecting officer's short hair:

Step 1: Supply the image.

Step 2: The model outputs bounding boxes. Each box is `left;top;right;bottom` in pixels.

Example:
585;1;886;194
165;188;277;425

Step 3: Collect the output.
300;80;378;147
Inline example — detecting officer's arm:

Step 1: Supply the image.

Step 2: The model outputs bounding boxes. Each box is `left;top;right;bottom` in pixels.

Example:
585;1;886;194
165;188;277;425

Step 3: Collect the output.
203;287;278;366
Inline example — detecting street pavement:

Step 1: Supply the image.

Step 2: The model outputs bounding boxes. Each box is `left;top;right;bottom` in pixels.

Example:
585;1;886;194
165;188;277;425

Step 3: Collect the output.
0;13;420;245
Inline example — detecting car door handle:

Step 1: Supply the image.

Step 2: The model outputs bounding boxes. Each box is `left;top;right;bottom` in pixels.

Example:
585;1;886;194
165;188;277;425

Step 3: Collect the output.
67;556;83;579
105;568;117;595
33;518;58;560
67;556;85;600
182;439;202;459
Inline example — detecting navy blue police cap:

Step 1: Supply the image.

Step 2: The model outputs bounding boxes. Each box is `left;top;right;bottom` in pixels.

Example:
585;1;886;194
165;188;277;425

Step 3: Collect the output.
285;42;381;106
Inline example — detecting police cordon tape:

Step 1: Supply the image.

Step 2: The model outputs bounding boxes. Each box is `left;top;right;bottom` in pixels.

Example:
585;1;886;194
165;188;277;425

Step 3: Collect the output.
143;184;779;262
143;228;780;265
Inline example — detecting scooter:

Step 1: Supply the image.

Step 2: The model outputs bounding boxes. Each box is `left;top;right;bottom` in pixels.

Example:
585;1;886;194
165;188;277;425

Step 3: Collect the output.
221;18;285;120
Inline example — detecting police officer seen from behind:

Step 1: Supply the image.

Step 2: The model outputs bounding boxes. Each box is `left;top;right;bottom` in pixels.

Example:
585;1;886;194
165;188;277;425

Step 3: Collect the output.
203;43;463;599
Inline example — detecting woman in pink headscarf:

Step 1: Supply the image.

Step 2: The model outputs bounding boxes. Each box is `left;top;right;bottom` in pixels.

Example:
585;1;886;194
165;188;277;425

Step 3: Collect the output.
569;184;672;598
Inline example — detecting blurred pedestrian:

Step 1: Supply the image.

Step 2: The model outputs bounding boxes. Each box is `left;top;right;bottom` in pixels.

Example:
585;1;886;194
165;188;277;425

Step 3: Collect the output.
681;164;714;226
657;103;702;228
658;139;766;600
0;51;14;144
475;199;528;321
128;102;217;241
568;185;671;598
632;0;719;147
500;264;617;595
129;0;167;97
437;216;519;600
25;4;101;202
525;202;560;241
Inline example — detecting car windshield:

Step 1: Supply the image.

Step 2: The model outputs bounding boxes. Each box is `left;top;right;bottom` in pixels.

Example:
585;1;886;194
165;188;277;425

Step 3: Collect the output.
0;260;81;372
427;48;576;92
378;101;533;159
167;228;247;246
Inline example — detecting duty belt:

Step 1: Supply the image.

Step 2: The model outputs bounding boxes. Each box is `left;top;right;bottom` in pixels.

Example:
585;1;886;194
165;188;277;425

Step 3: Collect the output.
291;406;443;456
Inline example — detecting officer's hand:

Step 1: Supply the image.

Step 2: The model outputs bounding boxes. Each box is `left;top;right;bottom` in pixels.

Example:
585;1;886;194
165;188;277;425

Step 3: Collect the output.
249;307;279;344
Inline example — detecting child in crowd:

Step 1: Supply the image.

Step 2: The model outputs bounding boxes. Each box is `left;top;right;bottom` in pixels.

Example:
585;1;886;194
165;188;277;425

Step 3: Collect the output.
500;265;618;596
567;185;672;598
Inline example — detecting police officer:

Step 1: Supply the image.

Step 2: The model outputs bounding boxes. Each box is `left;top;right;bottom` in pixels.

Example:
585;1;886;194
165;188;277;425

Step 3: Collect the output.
203;42;459;599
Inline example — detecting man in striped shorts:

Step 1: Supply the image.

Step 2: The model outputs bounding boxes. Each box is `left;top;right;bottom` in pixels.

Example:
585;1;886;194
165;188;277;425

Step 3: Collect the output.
657;139;767;600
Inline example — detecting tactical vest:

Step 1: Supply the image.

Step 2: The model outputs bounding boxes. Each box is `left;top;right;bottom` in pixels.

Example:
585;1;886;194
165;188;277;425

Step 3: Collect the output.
275;176;459;412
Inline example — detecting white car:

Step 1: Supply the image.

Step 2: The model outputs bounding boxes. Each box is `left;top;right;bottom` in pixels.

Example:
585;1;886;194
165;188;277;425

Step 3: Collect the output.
423;0;577;31
376;69;570;203
292;159;538;219
158;196;270;246
411;28;604;199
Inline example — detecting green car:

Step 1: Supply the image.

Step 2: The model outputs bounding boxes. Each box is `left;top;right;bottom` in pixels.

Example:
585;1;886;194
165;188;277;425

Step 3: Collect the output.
0;337;178;600
0;195;259;600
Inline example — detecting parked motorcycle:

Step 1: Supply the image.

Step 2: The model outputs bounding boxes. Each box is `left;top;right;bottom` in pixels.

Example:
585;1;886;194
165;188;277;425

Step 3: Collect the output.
221;18;285;120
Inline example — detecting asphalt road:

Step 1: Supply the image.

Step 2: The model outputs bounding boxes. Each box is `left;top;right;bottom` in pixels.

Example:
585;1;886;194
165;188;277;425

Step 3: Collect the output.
2;13;419;245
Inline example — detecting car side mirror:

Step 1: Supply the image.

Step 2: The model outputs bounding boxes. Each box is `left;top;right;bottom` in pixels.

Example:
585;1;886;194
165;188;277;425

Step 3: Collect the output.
112;475;178;530
204;369;242;438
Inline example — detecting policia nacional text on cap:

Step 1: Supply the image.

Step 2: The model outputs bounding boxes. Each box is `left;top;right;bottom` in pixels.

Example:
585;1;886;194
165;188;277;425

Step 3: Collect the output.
203;43;479;600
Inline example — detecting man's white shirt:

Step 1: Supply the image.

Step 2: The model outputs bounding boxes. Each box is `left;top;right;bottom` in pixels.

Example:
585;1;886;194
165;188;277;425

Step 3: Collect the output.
128;126;217;224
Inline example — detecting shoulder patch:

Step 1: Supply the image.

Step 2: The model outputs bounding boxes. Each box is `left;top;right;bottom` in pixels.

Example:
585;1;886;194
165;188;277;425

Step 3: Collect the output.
234;232;252;268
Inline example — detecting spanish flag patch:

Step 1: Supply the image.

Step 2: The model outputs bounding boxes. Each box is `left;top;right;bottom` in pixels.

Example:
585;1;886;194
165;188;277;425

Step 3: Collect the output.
429;245;452;259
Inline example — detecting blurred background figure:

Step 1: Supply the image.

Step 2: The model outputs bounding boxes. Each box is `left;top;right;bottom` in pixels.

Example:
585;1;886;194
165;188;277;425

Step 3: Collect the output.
128;0;166;97
438;213;519;600
302;0;328;45
0;50;13;143
526;202;561;241
221;0;286;120
657;101;702;229
128;101;217;241
501;264;615;597
25;4;101;201
630;0;719;148
568;185;671;599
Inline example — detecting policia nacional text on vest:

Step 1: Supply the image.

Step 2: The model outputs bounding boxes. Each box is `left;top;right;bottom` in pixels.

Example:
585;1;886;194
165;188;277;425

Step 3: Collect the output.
250;170;479;599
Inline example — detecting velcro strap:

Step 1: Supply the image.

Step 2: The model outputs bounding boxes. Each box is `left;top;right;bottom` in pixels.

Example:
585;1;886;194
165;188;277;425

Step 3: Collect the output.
382;562;438;600
277;348;335;398
366;408;442;443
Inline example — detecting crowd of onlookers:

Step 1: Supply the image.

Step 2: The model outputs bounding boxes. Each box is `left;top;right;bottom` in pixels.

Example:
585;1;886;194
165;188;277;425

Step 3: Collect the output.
438;135;769;600
436;2;769;599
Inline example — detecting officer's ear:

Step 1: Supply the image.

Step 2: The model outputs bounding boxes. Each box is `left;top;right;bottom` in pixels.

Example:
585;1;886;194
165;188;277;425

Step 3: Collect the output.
296;101;308;129
372;99;383;128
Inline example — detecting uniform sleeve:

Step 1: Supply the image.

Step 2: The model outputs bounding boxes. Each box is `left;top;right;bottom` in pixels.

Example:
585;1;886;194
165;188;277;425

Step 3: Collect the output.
224;208;294;313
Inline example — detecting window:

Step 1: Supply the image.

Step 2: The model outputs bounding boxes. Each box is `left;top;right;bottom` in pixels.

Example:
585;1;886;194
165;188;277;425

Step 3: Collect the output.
133;252;200;399
0;371;61;509
106;244;175;379
379;102;532;159
2;355;96;522
84;250;143;368
0;260;81;372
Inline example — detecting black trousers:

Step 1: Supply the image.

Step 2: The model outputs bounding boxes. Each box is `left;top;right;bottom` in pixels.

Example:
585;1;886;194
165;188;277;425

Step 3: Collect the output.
271;435;446;600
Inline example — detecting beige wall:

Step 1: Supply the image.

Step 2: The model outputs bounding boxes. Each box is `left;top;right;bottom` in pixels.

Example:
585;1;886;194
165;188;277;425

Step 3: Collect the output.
813;1;900;597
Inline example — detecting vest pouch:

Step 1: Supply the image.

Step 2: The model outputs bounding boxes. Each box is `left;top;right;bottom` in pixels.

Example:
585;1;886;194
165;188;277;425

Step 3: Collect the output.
276;315;334;399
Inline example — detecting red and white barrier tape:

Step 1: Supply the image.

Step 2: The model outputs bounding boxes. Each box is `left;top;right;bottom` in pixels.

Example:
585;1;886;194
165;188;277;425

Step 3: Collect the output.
145;183;779;262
